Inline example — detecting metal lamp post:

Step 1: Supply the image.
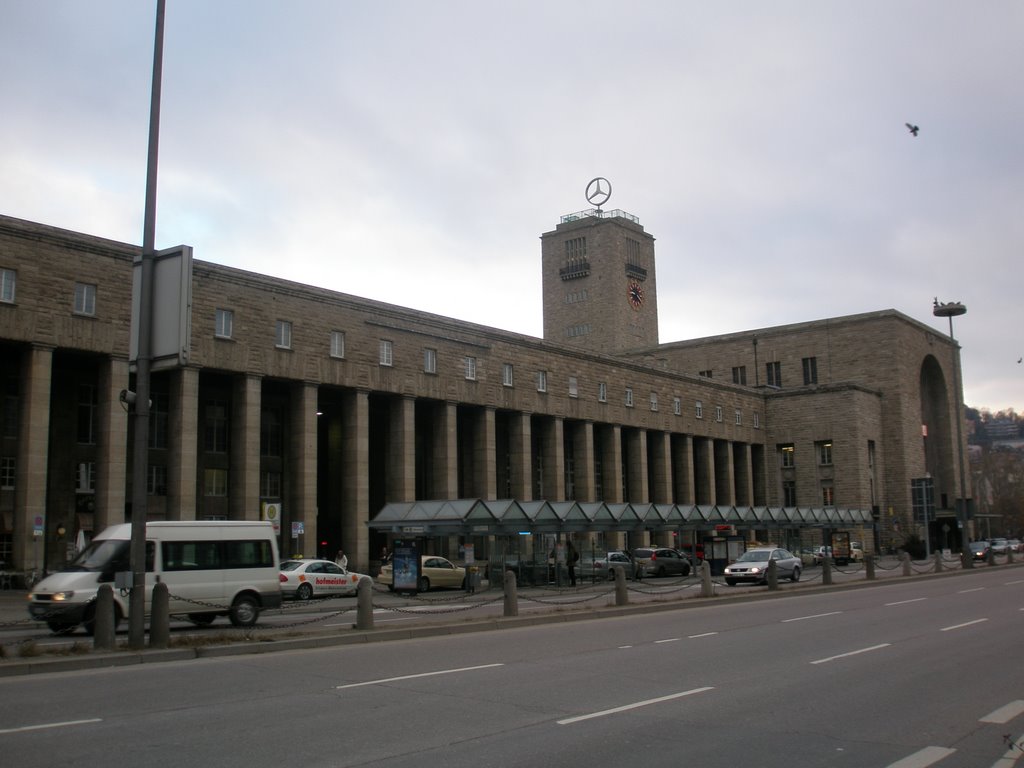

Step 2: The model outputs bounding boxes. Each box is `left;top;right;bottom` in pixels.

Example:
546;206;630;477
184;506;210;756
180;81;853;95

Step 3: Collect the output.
932;298;970;568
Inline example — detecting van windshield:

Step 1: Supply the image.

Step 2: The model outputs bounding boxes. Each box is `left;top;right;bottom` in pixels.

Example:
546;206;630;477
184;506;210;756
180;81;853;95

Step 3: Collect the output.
66;539;131;572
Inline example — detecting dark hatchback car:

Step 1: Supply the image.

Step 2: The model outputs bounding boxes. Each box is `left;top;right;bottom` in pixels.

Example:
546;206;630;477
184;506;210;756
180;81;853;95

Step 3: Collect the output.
633;547;692;578
969;541;990;561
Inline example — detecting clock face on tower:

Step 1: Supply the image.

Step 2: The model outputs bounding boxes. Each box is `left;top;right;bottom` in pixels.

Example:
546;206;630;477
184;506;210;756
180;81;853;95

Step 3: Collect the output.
628;281;645;309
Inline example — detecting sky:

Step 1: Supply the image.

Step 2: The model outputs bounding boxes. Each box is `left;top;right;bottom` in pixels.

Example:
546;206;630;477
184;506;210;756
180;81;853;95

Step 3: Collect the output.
2;1;1021;412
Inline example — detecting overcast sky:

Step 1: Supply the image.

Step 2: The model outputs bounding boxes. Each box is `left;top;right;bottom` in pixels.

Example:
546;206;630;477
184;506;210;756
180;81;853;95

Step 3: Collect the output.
2;1;1021;412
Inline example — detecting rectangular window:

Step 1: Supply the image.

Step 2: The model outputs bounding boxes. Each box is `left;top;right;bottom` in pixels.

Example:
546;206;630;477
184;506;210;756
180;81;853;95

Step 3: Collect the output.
77;384;97;444
502;363;514;387
598;382;607;403
766;361;781;388
624;388;634;407
260;470;281;498
73;282;97;316
424;348;437;374
0;268;15;303
673;397;681;415
275;320;292;349
699;369;712;379
780;444;795;468
649;392;658;411
818;440;833;466
215;308;233;339
783;480;797;507
204;468;228;497
715;406;723;422
464;356;477;381
379;339;393;367
568;376;578;398
149;391;168;450
204;402;229;453
731;366;747;385
0;456;14;489
695;400;703;419
753;412;760;429
330;331;346;359
260;406;283;458
822;483;835;507
735;409;742;425
537;371;547;392
76;461;96;492
802;356;818;385
147;464;167;496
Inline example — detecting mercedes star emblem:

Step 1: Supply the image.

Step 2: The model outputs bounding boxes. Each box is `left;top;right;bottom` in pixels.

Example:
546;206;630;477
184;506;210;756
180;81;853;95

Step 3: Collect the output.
585;177;612;209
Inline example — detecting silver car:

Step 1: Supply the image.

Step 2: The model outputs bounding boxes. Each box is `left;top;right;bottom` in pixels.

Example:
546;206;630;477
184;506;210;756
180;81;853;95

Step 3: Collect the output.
724;547;802;585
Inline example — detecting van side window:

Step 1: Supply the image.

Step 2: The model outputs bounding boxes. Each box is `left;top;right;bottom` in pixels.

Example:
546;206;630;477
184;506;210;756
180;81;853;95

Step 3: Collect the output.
224;540;274;568
162;540;222;571
146;541;155;572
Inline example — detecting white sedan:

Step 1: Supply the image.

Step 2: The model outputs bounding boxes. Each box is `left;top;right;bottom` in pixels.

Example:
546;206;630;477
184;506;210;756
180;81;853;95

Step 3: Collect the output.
279;559;369;600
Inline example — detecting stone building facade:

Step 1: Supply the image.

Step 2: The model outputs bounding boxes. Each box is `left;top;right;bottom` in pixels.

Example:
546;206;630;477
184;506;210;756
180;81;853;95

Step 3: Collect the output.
0;206;969;574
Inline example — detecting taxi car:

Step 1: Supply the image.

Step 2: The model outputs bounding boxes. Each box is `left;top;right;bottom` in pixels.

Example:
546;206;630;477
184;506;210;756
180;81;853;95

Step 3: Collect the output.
279;558;369;600
378;555;466;592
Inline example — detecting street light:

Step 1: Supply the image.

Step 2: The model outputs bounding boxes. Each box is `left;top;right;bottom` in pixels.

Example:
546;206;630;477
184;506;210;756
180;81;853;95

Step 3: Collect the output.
932;298;970;568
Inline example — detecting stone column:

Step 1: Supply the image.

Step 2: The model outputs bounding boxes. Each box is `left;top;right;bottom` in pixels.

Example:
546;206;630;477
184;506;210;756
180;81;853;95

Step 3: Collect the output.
95;356;129;530
694;437;715;505
673;434;696;505
574;421;596;502
14;345;53;570
649;431;672;504
715;439;736;506
231;374;262;520
342;390;370;572
624;428;648;503
509;411;532;500
733;442;754;507
474;406;497;499
603;425;624;503
167;366;199;519
433;401;458;499
542;416;564;500
388;396;416;502
288;381;318;558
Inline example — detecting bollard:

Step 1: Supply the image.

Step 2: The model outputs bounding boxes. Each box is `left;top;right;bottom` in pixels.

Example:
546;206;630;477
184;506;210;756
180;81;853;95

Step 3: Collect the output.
355;576;374;630
767;558;778;590
988;548;996;567
934;551;943;573
149;581;170;649
901;551;911;576
865;554;876;581
822;556;833;585
503;569;518;617
93;583;116;651
614;565;628;606
1009;548;1015;565
700;560;714;598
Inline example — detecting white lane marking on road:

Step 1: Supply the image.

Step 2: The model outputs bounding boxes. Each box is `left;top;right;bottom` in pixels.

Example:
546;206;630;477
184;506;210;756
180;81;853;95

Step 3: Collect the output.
1005;579;1024;585
654;638;681;644
336;663;504;689
981;700;1024;724
884;745;956;768
958;587;985;594
0;718;102;735
688;632;718;638
886;598;928;606
782;611;842;622
557;687;714;725
990;732;1024;768
940;618;988;632
618;645;633;649
811;643;891;665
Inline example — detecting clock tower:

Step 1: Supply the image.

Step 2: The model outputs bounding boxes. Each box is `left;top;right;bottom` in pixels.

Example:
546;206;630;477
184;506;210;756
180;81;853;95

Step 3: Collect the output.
541;181;658;355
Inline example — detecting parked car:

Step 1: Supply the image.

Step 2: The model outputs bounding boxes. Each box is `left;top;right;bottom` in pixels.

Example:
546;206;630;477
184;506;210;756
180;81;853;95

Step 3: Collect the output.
989;538;1010;555
809;546;833;566
633;547;692;578
580;550;637;581
849;542;865;561
969;541;990;562
724;547;802;585
1006;538;1022;553
378;555;466;592
279;558;369;600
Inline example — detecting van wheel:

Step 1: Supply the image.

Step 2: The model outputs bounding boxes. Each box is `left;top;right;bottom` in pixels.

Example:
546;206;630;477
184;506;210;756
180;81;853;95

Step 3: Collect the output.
296;583;313;601
83;603;123;636
229;595;260;627
418;576;430;592
187;613;216;626
47;620;77;634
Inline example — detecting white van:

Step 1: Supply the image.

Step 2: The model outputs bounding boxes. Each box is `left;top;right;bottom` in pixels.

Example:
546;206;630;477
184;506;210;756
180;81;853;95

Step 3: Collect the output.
27;521;282;634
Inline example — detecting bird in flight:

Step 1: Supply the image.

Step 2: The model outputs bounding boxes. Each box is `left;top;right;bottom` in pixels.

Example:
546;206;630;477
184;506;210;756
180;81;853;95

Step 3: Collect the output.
905;123;920;137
